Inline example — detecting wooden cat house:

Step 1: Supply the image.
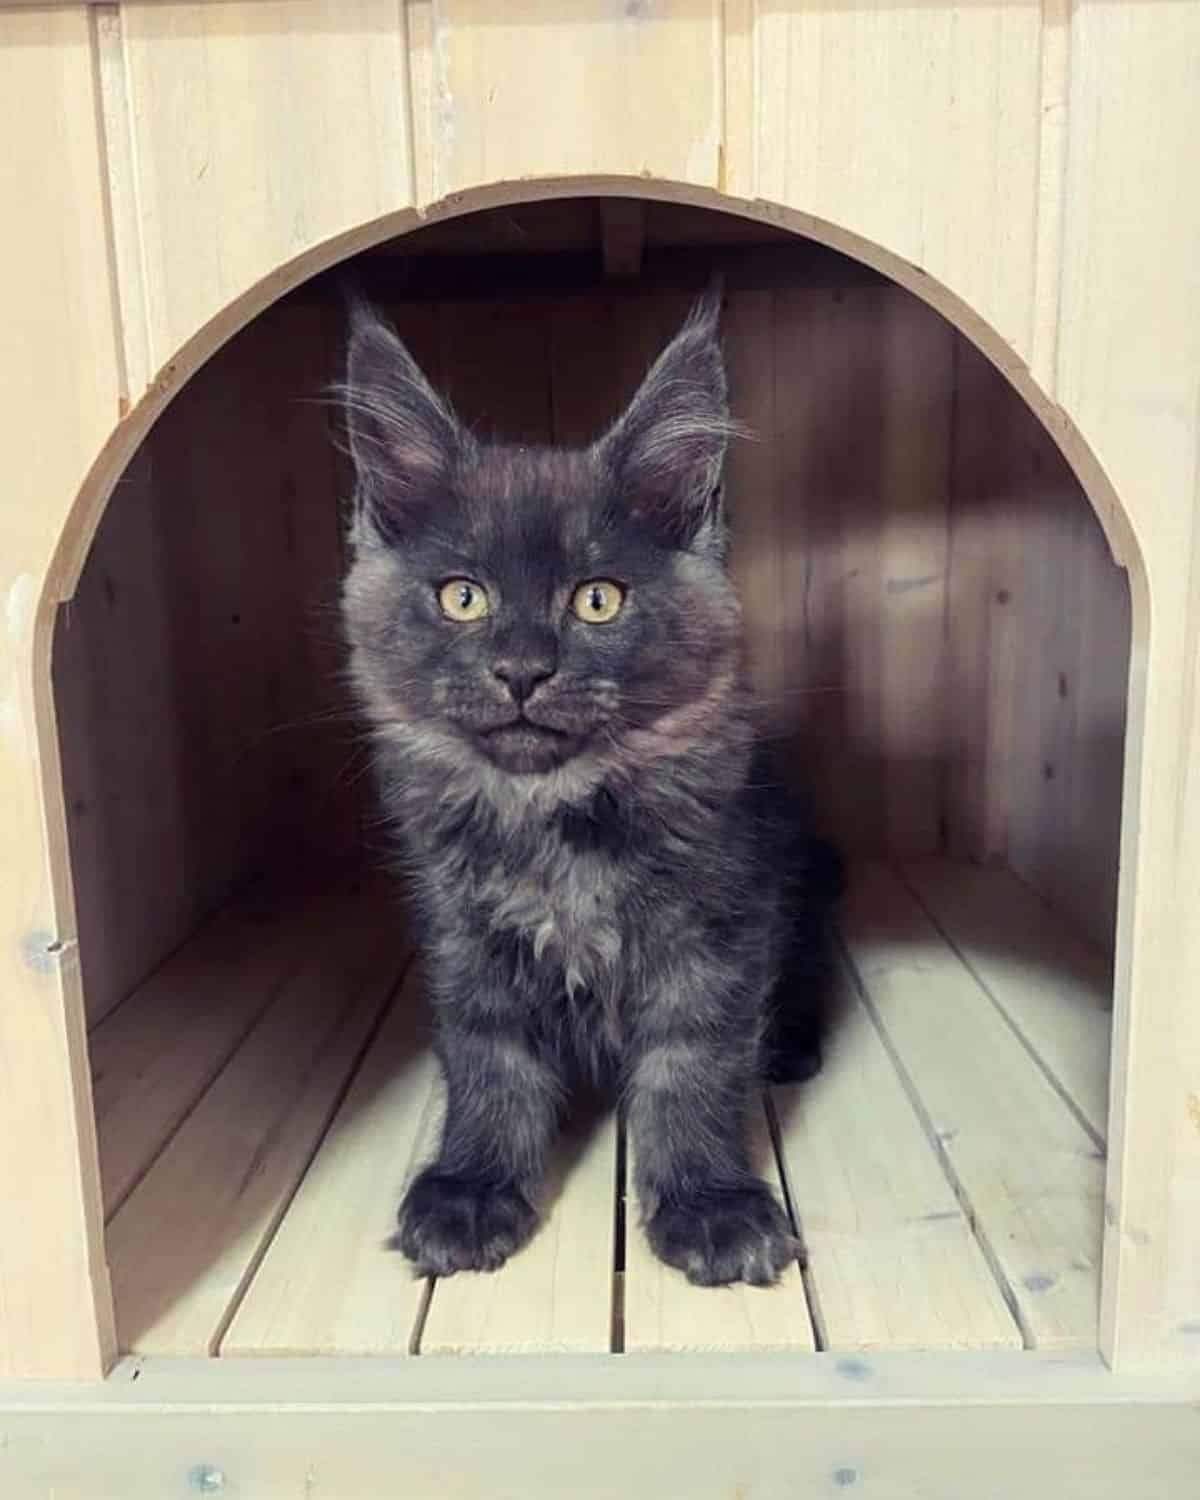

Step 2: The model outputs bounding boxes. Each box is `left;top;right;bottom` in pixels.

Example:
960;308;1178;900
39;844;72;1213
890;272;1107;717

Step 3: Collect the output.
2;2;1198;1494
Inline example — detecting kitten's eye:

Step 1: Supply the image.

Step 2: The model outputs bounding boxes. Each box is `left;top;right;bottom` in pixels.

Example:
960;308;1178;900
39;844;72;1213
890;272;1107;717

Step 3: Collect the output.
438;578;490;621
571;580;625;624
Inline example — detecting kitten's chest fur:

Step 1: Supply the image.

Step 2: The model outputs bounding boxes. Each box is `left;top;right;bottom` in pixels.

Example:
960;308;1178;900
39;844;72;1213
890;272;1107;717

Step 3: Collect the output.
479;829;624;1000
411;777;639;1005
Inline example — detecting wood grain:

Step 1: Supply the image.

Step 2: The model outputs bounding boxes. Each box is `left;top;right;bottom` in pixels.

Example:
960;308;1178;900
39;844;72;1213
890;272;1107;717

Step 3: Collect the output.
0;1;123;1379
416;0;724;200
91;875;395;1219
754;2;1043;360
774;968;1021;1352
901;858;1112;1142
222;966;437;1357
107;888;404;1355
841;864;1105;1350
119;0;414;375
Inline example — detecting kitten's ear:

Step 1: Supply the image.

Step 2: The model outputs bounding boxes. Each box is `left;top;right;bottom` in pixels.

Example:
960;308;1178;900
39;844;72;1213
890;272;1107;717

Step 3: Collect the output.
599;287;745;547
341;299;463;539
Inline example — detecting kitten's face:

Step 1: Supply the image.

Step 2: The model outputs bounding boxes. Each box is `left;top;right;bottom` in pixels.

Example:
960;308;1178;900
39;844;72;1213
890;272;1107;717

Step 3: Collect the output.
341;293;744;778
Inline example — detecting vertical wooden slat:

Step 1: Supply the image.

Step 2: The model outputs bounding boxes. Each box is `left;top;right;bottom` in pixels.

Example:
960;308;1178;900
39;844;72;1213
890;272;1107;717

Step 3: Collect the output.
416;0;724;202
120;0;415;377
222;967;437;1358
753;1;1043;360
1053;0;1200;1368
0;2;124;1379
842;865;1105;1351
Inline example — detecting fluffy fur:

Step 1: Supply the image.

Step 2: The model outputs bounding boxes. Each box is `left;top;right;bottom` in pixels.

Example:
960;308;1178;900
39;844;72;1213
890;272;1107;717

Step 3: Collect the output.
339;290;838;1286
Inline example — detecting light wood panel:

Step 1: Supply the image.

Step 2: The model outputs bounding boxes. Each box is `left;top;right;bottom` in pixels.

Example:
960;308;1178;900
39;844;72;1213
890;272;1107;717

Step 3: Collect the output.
841;864;1104;1350
1053;0;1200;1367
623;1099;815;1353
1004;447;1129;951
901;858;1112;1143
942;336;1130;950
772;284;953;856
0;2;123;1380
55;300;361;1025
723;287;783;720
118;0;414;376
409;0;723;203
752;2;1043;363
437;296;554;441
91;874;392;1219
107;890;404;1355
773;972;1021;1352
5;1353;1200;1500
420;1113;618;1355
942;338;1029;866
222;967;437;1357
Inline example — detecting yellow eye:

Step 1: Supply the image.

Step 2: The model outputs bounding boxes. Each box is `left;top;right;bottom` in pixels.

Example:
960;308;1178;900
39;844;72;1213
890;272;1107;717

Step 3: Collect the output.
571;580;625;624
438;578;490;621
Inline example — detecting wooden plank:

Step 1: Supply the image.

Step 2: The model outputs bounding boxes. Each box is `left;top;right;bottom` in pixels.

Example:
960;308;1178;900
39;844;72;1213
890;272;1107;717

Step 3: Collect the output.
754;2;1042;359
722;286;784;731
875;290;953;855
106;892;405;1355
840;864;1105;1350
901;858;1112;1142
56;300;364;1030
420;1113;618;1355
942;339;1028;866
91;875;391;1219
548;287;687;449
417;0;723;200
53;445;201;1027
773;967;1021;1351
222;967;438;1357
1059;513;1130;951
4;1354;1200;1500
437;296;554;443
600;199;646;278
772;283;878;848
772;283;951;856
623;1099;816;1352
120;0;414;376
1004;464;1130;952
1052;0;1200;1370
0;1;124;1380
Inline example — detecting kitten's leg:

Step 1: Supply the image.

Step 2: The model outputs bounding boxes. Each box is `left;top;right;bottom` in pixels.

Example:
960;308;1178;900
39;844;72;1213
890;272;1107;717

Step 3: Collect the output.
397;1018;563;1276
627;975;797;1288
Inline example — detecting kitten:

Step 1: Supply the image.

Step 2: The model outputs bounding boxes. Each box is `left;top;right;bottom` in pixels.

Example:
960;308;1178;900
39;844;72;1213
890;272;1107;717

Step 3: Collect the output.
339;289;839;1287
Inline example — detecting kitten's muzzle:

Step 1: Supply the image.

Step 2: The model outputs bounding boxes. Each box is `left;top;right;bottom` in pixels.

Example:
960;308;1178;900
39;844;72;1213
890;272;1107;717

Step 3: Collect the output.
492;656;556;704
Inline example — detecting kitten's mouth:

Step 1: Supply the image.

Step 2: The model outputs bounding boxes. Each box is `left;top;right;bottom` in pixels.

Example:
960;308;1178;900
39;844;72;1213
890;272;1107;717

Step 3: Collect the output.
476;717;577;773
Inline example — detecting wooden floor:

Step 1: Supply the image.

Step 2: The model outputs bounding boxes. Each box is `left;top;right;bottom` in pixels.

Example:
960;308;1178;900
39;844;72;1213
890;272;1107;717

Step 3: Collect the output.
91;860;1112;1359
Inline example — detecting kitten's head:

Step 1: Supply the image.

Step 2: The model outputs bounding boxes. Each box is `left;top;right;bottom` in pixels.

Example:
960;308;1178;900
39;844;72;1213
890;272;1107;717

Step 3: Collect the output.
340;291;748;781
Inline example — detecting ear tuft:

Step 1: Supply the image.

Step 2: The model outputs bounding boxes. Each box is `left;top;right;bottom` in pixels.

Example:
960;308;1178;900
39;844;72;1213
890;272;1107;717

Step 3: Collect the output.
600;286;747;546
339;300;463;539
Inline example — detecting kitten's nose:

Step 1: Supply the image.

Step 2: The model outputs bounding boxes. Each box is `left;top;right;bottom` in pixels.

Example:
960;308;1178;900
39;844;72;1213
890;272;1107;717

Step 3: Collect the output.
493;657;556;704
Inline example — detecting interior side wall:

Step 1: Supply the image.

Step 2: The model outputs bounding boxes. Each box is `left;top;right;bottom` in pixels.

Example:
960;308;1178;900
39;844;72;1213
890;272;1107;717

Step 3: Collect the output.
52;226;1131;1026
946;341;1131;948
53;302;358;1025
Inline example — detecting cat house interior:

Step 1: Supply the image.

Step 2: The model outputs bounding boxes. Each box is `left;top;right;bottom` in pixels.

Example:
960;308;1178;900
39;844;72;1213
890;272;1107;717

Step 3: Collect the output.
55;197;1127;1358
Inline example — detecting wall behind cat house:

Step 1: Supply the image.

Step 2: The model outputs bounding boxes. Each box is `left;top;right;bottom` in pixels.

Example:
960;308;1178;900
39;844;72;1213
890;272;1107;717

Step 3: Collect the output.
51;198;1130;1027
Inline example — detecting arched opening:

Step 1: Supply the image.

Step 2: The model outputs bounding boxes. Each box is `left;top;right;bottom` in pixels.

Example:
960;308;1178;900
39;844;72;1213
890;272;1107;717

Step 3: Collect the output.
52;194;1130;1359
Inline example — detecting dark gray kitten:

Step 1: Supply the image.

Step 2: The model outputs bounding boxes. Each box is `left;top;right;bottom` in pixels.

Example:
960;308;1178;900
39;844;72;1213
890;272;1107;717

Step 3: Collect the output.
340;290;838;1287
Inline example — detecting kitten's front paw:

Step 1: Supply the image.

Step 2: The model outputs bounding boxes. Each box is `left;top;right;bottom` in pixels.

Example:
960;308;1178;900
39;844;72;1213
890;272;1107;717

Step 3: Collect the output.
395;1169;538;1275
645;1183;798;1287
